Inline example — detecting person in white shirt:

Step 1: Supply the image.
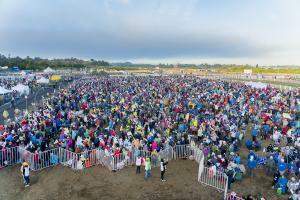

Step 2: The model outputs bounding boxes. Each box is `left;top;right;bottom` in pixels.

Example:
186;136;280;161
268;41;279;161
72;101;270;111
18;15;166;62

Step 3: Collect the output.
136;155;143;174
160;158;168;181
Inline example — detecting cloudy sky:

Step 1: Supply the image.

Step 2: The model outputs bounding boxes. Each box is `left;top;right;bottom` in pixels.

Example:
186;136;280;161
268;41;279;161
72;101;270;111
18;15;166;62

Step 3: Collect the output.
0;0;300;65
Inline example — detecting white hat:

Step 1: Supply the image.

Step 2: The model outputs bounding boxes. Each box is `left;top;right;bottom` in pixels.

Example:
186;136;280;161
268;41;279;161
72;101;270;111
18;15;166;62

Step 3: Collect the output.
291;177;296;182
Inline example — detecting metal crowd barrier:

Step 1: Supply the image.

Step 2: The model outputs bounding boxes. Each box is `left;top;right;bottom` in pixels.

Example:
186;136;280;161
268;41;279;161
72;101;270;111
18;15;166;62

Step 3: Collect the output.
0;146;21;168
199;166;228;200
59;148;80;170
159;146;173;162
174;145;193;159
28;148;60;171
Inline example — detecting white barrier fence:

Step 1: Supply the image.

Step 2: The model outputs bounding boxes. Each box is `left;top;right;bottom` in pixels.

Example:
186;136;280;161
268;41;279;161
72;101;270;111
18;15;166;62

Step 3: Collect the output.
0;146;21;168
59;148;80;170
27;148;60;171
198;166;228;200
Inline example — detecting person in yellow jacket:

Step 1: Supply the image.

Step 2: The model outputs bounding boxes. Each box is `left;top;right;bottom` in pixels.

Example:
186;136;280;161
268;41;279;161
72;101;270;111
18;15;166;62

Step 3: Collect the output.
21;161;30;187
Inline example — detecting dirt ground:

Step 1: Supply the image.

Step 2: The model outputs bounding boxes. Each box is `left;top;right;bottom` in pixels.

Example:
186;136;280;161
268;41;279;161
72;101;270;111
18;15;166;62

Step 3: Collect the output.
0;158;289;200
0;160;224;200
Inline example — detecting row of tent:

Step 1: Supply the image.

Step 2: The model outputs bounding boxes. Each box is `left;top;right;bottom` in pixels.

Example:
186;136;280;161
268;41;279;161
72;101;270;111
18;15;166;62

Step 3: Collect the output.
0;84;30;95
0;77;51;95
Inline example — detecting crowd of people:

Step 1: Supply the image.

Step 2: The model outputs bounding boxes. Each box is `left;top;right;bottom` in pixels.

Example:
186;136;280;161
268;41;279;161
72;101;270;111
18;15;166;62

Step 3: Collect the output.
0;75;299;197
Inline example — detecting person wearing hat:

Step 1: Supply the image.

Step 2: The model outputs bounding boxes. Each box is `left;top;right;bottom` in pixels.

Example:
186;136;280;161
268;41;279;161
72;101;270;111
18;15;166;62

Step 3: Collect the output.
20;160;30;187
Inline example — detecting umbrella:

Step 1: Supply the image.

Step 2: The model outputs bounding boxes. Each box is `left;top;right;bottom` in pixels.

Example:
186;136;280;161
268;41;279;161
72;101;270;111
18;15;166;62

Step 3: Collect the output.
51;75;60;81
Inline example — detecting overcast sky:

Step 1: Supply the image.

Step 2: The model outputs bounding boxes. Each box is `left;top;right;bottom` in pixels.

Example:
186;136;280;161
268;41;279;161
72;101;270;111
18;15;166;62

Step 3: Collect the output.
0;0;300;65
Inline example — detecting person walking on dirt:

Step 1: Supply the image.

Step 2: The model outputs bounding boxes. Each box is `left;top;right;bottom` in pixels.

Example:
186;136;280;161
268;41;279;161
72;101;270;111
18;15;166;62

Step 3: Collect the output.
20;161;30;187
160;158;168;181
136;155;143;174
145;157;151;179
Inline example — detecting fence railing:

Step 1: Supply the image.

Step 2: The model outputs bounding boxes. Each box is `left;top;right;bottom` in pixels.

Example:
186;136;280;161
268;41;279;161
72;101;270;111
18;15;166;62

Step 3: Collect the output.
199;166;228;199
27;148;60;171
0;146;21;168
59;148;80;170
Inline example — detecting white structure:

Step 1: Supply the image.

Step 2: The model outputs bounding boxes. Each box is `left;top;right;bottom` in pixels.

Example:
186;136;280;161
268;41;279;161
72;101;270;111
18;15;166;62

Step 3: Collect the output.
245;81;267;89
43;67;55;73
37;77;50;84
0;86;12;95
11;84;30;95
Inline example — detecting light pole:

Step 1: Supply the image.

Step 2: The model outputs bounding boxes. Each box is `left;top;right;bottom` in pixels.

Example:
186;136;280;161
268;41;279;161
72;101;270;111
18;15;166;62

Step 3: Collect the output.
25;95;28;113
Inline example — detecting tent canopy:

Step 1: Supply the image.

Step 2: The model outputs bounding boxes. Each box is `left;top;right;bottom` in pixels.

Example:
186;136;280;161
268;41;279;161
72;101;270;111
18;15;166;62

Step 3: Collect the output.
0;86;12;95
37;77;50;84
12;84;30;95
43;67;55;73
245;81;267;89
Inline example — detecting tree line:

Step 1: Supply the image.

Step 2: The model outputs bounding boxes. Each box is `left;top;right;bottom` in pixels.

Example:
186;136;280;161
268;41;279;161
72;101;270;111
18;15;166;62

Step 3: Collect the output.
0;54;110;71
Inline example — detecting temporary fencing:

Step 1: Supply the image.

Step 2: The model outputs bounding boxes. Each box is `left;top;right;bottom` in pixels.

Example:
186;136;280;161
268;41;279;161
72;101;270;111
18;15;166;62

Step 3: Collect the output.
80;148;104;169
159;146;173;162
174;145;193;159
27;148;60;171
198;166;228;200
0;146;21;168
59;148;80;170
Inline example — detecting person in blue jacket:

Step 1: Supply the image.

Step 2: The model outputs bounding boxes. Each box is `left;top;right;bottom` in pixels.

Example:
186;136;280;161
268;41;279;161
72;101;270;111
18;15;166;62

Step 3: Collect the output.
251;127;258;141
277;159;287;176
234;153;241;164
247;155;257;177
277;175;288;193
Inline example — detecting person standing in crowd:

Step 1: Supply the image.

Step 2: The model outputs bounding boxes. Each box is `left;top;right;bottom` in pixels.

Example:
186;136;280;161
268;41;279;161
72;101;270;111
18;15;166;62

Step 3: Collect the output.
265;156;276;176
272;170;280;189
160;158;168;182
20;160;30;187
145;157;151;179
247;155;257;177
136;155;143;174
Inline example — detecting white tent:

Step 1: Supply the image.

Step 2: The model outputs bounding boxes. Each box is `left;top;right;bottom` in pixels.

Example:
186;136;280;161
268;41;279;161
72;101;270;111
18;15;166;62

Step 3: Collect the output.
43;67;55;73
245;81;267;89
37;77;50;84
12;84;30;95
0;86;12;95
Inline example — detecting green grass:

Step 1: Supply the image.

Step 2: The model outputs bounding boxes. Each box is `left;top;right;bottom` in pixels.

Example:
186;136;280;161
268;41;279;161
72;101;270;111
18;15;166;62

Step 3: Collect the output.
216;66;300;74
